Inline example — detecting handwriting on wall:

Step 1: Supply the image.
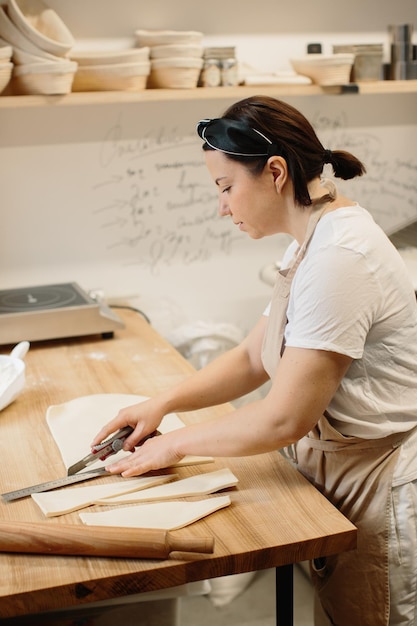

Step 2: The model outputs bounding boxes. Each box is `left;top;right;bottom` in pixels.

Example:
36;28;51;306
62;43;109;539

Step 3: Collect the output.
90;111;417;275
312;110;417;234
91;117;245;274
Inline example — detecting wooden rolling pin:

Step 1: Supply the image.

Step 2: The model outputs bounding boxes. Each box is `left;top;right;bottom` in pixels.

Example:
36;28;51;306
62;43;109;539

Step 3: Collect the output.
0;521;214;559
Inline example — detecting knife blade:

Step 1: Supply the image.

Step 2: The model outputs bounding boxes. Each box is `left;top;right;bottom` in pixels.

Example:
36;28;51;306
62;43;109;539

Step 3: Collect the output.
67;427;160;476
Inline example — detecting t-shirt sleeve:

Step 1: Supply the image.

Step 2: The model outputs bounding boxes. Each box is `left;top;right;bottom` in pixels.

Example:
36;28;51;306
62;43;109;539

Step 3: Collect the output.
285;245;381;358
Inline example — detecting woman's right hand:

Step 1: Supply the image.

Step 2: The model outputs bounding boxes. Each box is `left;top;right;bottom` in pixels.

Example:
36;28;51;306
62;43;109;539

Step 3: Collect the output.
91;397;165;453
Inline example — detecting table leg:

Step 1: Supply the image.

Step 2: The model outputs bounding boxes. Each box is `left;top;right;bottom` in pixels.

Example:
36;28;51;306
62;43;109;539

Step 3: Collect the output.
276;563;294;625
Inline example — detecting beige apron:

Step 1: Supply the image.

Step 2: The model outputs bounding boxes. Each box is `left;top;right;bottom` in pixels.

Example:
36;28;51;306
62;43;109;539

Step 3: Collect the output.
261;207;405;626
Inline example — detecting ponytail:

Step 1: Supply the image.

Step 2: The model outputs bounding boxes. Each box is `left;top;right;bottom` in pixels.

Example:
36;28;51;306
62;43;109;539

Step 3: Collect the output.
325;149;366;180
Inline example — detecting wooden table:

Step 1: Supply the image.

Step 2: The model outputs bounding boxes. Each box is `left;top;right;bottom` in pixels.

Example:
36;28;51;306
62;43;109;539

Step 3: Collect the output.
0;310;357;623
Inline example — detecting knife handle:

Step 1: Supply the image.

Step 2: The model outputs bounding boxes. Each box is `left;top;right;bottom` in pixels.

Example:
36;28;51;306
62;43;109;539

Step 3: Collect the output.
0;521;214;559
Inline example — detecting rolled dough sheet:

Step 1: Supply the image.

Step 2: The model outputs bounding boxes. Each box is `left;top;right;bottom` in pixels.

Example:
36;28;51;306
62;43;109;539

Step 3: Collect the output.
46;394;213;471
94;468;238;505
79;495;231;530
31;474;176;518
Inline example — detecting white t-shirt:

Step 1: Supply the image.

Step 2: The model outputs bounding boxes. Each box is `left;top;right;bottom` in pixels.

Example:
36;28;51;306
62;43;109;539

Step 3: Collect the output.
266;205;417;440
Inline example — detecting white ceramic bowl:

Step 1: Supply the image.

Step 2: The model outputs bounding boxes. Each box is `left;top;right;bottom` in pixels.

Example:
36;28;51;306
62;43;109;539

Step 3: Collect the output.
149;56;203;89
0;60;12;92
150;43;203;59
0;341;30;412
135;29;203;48
72;61;151;92
71;47;150;66
7;0;74;56
0;4;62;60
290;53;354;86
12;59;77;94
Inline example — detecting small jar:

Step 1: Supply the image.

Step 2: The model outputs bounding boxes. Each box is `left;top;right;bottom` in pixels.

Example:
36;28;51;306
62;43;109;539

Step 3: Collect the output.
200;58;221;87
221;58;238;86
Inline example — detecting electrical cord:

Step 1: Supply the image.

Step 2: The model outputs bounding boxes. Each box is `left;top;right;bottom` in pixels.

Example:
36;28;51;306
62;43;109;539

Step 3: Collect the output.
110;304;151;325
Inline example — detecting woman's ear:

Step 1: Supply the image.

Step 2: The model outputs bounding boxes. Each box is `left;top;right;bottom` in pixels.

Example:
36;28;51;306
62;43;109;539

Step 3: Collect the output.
267;156;288;192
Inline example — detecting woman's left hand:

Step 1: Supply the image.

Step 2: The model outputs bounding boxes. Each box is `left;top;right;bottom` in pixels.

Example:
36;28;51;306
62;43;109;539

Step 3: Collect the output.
105;431;185;477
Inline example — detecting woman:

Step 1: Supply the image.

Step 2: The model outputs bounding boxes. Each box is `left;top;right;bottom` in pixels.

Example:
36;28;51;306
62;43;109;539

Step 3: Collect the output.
93;96;417;625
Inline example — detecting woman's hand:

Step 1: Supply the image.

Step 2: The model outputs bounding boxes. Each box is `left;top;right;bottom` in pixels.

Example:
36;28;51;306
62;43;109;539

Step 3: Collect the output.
105;430;185;477
91;398;164;454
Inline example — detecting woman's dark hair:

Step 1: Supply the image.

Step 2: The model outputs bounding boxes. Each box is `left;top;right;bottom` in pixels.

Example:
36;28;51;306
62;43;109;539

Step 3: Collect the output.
201;95;366;207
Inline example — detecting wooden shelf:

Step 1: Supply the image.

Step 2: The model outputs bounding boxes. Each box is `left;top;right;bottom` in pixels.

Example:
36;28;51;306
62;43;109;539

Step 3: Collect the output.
0;80;416;109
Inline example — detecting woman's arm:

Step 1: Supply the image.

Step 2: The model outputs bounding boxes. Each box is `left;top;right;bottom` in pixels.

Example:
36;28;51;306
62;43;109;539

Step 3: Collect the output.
104;343;352;477
92;316;270;448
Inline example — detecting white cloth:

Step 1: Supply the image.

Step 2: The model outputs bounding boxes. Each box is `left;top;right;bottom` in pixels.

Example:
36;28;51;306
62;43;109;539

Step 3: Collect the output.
266;205;417;442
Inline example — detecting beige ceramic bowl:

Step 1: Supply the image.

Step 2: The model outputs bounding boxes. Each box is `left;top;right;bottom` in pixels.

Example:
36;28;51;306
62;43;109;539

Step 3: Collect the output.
148;56;203;89
0;4;62;60
71;47;150;66
150;44;203;59
12;59;77;94
72;61;151;92
135;29;203;48
290;53;354;86
7;0;74;56
0;60;12;92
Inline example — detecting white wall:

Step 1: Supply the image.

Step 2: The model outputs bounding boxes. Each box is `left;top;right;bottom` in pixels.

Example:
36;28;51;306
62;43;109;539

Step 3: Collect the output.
48;0;416;38
1;1;417;338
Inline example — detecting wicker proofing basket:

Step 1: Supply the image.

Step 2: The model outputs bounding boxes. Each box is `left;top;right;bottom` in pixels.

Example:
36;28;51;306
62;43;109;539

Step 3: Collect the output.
72;61;151;92
135;29;203;47
148;56;203;88
12;60;77;94
150;44;203;59
0;44;12;62
0;60;12;92
290;53;354;86
70;47;150;66
0;4;63;60
7;0;74;56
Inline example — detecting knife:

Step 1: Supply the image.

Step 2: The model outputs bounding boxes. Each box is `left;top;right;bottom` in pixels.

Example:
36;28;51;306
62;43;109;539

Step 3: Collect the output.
2;428;161;501
67;427;160;476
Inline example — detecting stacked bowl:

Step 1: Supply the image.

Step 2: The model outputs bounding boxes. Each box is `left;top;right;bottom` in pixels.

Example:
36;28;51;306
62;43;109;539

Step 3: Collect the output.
135;30;204;88
290;53;355;86
0;43;13;93
0;0;76;95
70;47;150;92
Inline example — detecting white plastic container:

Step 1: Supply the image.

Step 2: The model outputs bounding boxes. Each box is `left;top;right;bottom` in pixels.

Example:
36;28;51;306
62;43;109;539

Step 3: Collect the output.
0;341;30;411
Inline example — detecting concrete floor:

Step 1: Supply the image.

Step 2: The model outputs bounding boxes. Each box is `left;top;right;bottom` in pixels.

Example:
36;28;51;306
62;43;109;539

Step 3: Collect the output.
179;565;314;626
